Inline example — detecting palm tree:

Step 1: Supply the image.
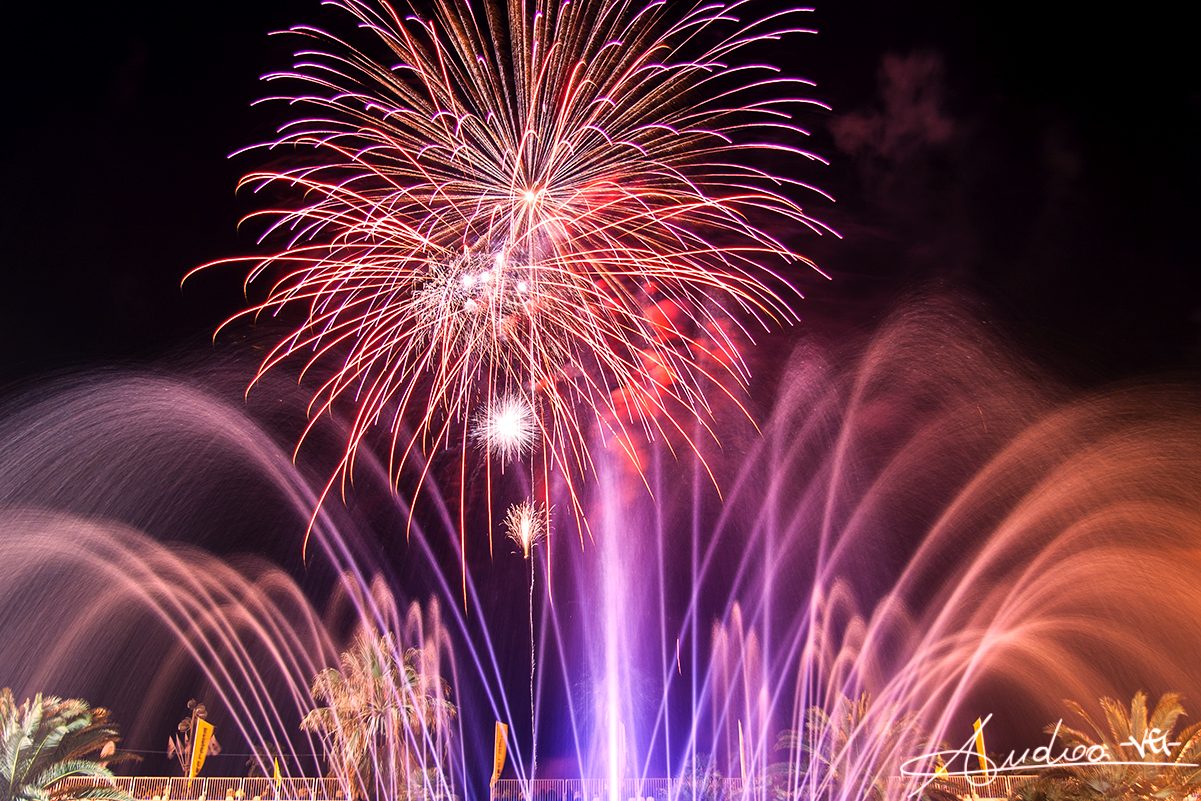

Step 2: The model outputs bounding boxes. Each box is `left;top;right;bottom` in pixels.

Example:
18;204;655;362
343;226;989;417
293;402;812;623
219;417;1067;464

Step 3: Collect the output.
245;742;283;779
758;736;807;801
1012;691;1201;800
806;693;914;801
300;630;456;801
774;692;947;801
0;688;136;801
659;757;728;801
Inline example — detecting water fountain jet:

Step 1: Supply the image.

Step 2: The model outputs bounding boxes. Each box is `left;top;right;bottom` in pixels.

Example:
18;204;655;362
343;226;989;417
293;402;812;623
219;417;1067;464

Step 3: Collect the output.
4;297;1201;801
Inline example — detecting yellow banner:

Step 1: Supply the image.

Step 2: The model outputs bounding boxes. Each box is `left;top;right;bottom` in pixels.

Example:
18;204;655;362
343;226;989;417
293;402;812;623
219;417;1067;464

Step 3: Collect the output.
738;720;746;780
490;722;508;786
973;718;988;781
189;718;214;778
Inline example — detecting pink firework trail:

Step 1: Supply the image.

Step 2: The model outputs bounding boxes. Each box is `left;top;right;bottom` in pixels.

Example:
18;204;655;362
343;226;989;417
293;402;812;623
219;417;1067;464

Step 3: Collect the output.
196;0;832;575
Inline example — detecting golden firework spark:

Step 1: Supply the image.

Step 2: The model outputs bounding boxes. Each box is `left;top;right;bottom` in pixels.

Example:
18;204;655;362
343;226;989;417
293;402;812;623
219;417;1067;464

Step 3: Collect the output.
504;500;547;560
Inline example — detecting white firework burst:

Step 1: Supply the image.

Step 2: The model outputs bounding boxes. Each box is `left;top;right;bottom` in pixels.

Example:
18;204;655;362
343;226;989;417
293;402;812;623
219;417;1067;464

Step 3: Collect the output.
474;394;538;463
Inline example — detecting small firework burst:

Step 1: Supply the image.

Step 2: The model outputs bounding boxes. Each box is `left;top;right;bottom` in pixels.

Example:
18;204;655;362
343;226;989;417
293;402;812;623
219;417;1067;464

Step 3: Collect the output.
473;394;538;463
504;500;547;560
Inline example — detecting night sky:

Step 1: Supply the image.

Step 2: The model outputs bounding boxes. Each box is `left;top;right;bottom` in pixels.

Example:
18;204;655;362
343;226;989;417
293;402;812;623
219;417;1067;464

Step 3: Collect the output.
0;0;1198;784
2;0;1197;385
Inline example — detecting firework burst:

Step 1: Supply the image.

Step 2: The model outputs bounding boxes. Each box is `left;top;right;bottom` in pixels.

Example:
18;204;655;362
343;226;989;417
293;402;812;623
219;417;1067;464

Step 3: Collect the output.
474;393;538;463
196;0;832;554
504;500;547;560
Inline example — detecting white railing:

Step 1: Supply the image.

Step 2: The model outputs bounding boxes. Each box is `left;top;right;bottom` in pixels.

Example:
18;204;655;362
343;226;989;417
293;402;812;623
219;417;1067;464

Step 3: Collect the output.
933;773;1036;799
488;775;1036;801
56;777;349;800
60;773;1035;801
490;778;742;801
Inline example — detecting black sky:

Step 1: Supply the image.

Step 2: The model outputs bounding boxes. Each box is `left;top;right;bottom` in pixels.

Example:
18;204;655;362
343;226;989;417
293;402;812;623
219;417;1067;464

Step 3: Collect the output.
1;0;1197;388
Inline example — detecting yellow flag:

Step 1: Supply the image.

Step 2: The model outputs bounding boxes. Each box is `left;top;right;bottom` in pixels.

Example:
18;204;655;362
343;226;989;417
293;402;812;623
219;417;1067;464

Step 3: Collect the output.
189;719;215;779
973;718;988;781
738;721;747;780
273;757;282;784
490;722;508;786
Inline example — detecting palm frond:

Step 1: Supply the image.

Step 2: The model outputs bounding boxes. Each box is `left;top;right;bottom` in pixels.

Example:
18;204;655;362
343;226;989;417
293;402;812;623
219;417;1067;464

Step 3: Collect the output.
0;690;132;801
1147;692;1186;740
1101;694;1136;752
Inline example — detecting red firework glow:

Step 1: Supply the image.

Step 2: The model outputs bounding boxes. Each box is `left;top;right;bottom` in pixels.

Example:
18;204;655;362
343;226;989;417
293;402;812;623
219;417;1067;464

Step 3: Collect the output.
194;0;832;567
